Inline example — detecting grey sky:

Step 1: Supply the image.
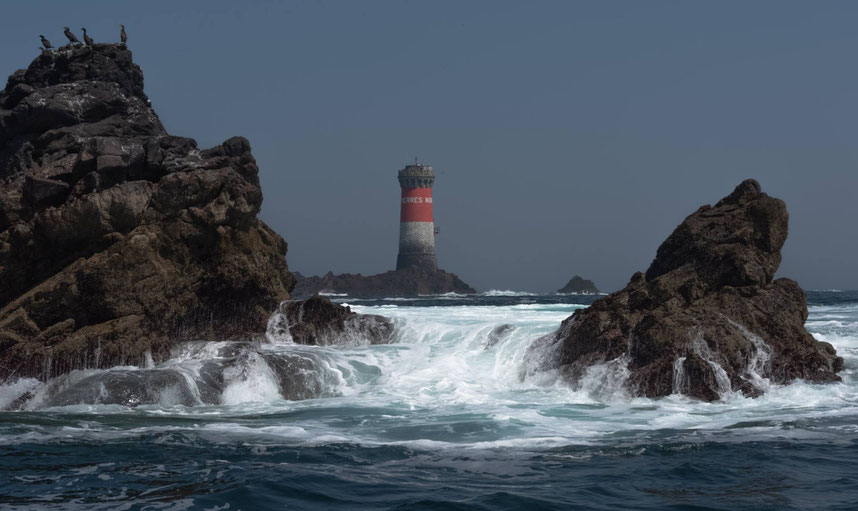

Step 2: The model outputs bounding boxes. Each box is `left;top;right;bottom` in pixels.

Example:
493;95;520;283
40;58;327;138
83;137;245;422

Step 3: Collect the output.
2;1;856;292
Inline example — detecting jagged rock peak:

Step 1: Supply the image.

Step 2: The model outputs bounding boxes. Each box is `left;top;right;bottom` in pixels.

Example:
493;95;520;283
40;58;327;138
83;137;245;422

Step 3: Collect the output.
645;178;788;290
718;178;762;205
4;44;146;101
0;43;295;381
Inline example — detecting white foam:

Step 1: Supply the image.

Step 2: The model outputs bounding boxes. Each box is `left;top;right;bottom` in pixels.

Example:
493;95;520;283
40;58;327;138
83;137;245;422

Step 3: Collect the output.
220;352;282;405
0;378;42;410
2;297;856;452
481;289;537;297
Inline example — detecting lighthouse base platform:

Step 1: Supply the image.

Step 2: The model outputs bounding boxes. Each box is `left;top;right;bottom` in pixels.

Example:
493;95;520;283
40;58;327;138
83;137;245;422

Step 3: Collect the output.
291;267;476;299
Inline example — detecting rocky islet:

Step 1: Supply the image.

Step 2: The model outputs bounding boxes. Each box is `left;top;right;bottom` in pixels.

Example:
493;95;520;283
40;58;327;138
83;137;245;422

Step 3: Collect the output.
0;44;377;381
528;180;843;401
557;275;599;294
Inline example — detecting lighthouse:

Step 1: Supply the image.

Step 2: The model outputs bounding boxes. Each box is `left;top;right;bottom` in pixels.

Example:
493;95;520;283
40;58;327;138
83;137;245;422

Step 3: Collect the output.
396;160;438;271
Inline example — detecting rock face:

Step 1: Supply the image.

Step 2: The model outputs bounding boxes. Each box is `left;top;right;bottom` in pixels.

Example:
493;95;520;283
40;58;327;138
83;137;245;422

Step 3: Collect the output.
292;267;476;298
534;180;843;401
268;295;394;346
557;275;599;294
0;44;296;381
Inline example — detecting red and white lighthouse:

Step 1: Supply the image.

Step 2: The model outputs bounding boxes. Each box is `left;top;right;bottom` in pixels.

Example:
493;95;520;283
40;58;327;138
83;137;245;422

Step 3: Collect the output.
396;161;437;271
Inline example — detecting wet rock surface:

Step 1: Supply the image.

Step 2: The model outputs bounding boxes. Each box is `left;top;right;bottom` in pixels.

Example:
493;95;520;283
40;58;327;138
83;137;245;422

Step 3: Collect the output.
557;275;599;294
484;324;517;350
292;267;476;298
270;296;394;346
2;339;352;409
0;44;295;381
539;180;843;401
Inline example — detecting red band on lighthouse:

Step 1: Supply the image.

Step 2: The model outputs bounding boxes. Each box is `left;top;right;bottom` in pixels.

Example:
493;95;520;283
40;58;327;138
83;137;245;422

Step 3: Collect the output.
400;187;434;222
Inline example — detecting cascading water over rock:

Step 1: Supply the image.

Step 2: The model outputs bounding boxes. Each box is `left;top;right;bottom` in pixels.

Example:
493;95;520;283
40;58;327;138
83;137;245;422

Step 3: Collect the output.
274;295;394;346
0;297;395;410
0;339;351;410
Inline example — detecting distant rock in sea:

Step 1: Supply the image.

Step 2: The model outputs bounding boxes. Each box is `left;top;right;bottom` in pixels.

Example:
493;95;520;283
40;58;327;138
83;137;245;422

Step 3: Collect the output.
525;179;843;401
0;44;297;380
292;267;476;299
557;275;599;294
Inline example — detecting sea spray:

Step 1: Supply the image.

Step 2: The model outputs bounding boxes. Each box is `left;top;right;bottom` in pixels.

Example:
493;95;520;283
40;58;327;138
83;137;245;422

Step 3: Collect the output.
221;351;282;404
0;295;854;446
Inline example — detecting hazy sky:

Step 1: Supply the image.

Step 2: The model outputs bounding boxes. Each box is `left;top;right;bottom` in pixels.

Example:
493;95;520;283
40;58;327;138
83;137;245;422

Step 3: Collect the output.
2;1;856;292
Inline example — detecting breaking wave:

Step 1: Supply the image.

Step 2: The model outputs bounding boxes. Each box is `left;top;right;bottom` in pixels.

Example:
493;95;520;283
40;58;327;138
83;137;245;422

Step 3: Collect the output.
1;297;853;428
0;293;857;509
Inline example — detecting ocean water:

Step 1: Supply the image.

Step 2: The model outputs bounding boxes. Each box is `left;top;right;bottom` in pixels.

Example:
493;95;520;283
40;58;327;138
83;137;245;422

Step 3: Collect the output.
1;290;857;510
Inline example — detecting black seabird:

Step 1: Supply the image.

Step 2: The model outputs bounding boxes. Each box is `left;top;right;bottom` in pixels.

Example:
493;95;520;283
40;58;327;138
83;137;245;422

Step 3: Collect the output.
120;24;127;44
40;35;52;49
82;28;93;46
64;26;80;44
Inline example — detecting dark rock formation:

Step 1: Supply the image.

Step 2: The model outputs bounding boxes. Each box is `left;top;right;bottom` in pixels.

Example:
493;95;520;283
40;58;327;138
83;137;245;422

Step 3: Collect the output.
531;180;843;401
269;295;394;346
292;267;476;299
557;275;599;294
0;44;296;381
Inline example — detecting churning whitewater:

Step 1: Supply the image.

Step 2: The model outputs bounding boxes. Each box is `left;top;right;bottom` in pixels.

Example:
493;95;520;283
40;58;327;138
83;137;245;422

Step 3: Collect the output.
1;291;857;509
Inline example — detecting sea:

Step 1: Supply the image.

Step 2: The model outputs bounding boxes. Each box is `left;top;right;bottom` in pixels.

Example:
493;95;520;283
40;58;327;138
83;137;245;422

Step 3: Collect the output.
0;290;856;510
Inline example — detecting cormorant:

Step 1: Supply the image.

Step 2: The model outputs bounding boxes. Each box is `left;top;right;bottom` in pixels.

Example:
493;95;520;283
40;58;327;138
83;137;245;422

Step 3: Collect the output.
39;35;52;49
82;28;93;46
120;24;127;44
64;27;80;44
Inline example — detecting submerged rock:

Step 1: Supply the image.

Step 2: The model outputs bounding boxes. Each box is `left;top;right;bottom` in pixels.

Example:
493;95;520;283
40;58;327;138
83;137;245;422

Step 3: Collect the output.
557;275;599;294
274;296;393;346
484;324;517;349
292;267;476;299
535;180;843;401
0;44;295;381
3;339;355;410
41;369;201;408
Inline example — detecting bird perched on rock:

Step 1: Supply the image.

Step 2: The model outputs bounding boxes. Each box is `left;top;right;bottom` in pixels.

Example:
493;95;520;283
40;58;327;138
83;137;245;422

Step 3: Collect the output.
64;27;80;44
120;24;127;44
81;28;93;46
39;35;52;49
